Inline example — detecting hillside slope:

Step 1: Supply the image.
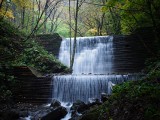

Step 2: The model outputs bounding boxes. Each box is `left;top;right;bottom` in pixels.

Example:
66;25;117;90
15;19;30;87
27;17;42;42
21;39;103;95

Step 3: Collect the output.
0;19;69;73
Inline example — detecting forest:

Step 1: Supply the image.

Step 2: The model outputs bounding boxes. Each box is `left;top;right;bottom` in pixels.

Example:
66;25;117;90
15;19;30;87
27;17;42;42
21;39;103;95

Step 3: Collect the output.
1;0;159;37
0;0;160;120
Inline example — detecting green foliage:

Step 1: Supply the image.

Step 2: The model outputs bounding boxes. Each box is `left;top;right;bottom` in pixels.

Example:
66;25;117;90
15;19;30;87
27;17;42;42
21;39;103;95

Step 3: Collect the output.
0;19;25;65
103;0;160;34
0;19;69;73
0;19;69;102
107;78;160;120
14;39;69;73
56;23;70;37
0;66;17;102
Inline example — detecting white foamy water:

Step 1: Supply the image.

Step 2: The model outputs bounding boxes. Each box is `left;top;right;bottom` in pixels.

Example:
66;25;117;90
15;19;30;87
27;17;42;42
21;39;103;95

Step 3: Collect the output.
52;74;139;103
53;36;141;104
59;36;113;74
61;102;72;120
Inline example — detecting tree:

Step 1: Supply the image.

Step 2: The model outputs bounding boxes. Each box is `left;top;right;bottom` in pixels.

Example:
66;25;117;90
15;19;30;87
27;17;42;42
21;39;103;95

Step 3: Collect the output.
104;0;160;34
69;0;72;67
70;0;85;69
70;0;79;69
27;0;62;39
0;0;63;37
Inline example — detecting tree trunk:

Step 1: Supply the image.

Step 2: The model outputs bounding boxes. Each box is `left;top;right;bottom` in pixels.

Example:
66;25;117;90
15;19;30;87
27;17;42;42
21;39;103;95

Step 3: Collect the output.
21;7;25;29
0;0;4;9
69;0;72;68
31;0;35;32
70;0;79;70
44;0;50;34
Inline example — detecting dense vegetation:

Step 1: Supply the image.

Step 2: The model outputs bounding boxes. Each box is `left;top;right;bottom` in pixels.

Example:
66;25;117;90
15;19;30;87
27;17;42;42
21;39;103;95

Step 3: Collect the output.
1;0;159;37
0;19;69;102
0;19;69;73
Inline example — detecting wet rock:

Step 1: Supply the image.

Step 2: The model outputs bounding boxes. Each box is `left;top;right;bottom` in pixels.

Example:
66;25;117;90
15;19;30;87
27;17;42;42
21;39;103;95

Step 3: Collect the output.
88;98;102;107
71;100;88;114
50;99;61;108
69;113;81;120
88;98;101;104
0;110;20;120
18;110;29;117
101;93;109;102
78;105;102;120
30;107;51;120
41;106;67;120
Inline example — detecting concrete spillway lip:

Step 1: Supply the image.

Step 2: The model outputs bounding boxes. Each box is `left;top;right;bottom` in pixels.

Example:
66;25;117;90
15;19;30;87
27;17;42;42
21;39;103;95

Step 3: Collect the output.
52;72;145;76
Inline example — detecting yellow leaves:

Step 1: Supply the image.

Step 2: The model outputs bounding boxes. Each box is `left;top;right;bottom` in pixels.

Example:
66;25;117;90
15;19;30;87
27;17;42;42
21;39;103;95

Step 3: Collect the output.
116;2;122;8
12;0;32;9
0;0;32;19
4;10;14;19
0;9;14;19
101;6;108;12
88;28;98;35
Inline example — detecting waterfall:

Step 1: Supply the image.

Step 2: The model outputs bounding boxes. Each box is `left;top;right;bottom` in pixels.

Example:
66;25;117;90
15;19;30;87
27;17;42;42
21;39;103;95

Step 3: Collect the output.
52;74;139;103
52;36;140;103
59;36;113;74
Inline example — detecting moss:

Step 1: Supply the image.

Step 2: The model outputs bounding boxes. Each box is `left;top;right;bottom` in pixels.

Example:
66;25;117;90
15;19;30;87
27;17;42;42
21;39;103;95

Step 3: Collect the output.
80;106;107;120
0;19;70;73
106;78;160;120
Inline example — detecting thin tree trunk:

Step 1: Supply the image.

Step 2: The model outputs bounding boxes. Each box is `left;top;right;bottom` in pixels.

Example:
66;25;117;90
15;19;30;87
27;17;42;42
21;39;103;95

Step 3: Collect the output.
26;11;30;32
49;6;62;33
27;0;60;39
0;0;4;9
31;0;35;32
69;0;72;68
21;7;25;29
44;0;50;34
49;9;56;33
99;13;105;35
71;0;79;69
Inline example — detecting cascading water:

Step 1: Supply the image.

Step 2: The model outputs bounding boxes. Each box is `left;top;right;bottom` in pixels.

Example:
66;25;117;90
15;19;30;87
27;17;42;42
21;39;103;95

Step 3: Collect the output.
59;36;113;74
52;36;140;103
53;74;139;103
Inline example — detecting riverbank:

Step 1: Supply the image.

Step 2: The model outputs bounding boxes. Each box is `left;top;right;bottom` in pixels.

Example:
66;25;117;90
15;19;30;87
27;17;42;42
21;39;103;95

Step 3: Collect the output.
79;73;160;120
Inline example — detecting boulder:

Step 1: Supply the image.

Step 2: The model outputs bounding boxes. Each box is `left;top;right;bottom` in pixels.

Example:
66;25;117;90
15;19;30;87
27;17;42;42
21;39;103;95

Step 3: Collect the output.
88;98;102;107
0;110;19;120
101;93;109;102
41;106;67;120
71;100;88;114
69;113;81;120
78;106;101;120
18;110;29;117
50;99;61;108
31;107;51;120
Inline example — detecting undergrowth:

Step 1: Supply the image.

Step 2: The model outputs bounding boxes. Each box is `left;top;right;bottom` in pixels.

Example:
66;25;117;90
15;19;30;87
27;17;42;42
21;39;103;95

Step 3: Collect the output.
0;19;69;102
